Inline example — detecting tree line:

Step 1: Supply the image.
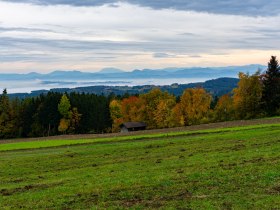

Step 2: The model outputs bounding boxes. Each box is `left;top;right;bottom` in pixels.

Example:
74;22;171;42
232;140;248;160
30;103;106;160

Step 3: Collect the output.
110;56;280;131
0;92;112;138
0;56;279;139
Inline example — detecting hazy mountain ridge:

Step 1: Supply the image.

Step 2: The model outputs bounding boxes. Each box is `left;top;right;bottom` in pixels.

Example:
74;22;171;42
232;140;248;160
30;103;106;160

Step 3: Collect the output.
0;64;265;81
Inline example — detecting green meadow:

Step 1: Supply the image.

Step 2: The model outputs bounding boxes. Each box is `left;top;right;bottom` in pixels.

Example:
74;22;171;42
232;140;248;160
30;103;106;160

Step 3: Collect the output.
1;124;280;209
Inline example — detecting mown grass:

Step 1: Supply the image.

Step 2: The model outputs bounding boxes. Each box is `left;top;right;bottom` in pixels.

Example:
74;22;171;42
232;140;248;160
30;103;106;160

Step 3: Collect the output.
1;124;280;209
1;123;280;151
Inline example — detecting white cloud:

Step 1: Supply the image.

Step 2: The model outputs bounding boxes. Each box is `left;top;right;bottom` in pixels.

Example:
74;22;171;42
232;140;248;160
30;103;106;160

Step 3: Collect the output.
0;1;280;73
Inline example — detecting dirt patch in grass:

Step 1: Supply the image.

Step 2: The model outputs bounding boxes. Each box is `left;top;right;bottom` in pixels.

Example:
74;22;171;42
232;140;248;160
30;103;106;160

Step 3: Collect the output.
267;185;280;195
0;182;62;196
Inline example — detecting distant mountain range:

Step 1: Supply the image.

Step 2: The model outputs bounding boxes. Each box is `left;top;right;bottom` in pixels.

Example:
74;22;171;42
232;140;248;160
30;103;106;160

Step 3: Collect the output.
0;64;265;81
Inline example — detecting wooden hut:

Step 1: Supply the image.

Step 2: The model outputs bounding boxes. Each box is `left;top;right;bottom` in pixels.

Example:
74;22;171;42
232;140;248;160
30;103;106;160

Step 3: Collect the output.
120;122;147;133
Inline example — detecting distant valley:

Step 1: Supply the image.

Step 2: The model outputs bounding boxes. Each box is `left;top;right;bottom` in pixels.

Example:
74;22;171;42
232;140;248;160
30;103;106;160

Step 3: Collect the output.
10;77;239;99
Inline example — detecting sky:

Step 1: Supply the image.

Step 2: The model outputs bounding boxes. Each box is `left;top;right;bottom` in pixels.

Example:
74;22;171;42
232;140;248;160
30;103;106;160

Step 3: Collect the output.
0;0;280;73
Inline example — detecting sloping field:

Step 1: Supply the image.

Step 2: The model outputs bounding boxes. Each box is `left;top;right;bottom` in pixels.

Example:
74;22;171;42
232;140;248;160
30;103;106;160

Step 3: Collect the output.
1;117;280;146
1;122;280;209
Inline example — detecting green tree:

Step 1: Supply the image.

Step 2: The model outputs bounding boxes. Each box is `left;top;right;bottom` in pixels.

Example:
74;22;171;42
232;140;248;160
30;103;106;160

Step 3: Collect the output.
262;56;280;116
0;89;22;138
58;94;71;118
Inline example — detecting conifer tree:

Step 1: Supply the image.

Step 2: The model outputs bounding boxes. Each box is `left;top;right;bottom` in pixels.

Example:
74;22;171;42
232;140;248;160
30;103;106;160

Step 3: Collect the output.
262;56;280;115
0;89;13;138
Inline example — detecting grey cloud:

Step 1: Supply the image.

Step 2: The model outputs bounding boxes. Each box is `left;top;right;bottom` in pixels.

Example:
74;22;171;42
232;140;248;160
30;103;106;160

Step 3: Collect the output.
0;37;152;62
0;27;279;64
0;54;55;62
2;0;280;16
0;27;54;33
179;33;196;36
153;53;176;58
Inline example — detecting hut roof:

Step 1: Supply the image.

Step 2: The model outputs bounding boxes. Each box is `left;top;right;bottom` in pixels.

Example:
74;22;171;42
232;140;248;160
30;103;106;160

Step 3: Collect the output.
120;122;147;129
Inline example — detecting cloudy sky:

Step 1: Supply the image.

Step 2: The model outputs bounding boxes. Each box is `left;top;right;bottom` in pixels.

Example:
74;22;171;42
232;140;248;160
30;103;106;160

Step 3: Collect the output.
0;0;280;73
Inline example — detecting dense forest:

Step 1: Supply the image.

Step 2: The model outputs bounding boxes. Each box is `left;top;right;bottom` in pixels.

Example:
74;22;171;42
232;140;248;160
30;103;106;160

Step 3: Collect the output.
0;56;279;139
0;91;112;138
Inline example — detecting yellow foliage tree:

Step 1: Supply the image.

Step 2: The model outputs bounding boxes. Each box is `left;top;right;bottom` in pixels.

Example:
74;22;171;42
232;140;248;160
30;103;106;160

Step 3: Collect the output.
180;88;212;125
109;99;123;132
154;98;176;128
214;94;234;122
233;72;263;119
170;103;185;127
140;89;176;129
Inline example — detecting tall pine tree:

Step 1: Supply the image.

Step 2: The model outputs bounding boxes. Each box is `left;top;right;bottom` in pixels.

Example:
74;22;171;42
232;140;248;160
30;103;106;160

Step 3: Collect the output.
262;56;280;116
0;89;14;138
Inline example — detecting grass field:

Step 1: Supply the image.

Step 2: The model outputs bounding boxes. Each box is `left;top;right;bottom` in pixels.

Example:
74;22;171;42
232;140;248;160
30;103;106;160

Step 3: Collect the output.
1;123;280;209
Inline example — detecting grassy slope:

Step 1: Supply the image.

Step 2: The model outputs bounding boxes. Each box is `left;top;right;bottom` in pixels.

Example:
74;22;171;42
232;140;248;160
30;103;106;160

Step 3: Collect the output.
1;124;280;209
1;124;280;152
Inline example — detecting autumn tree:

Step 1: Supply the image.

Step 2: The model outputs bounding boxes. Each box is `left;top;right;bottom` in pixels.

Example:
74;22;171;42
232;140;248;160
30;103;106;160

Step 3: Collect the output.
121;96;145;122
154;96;176;128
58;94;81;133
68;107;82;134
170;103;185;127
109;99;123;132
214;94;234;122
180;88;212;125
140;89;176;129
233;72;263;119
262;56;280;115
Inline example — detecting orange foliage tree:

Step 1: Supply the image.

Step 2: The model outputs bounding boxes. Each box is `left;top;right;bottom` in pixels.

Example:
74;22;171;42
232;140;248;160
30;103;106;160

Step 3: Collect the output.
121;96;145;122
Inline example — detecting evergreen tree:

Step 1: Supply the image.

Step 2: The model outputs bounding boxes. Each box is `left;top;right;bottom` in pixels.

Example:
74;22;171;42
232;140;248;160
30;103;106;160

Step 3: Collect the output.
262;56;280;115
0;89;14;138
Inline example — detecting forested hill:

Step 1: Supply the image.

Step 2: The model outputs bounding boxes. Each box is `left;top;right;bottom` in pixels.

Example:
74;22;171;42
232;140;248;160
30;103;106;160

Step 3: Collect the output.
10;77;239;98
